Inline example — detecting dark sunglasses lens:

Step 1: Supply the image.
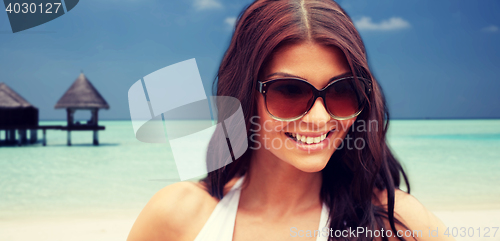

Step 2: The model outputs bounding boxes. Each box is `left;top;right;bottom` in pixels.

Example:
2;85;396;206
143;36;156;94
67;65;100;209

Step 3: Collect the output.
266;80;313;119
325;78;366;118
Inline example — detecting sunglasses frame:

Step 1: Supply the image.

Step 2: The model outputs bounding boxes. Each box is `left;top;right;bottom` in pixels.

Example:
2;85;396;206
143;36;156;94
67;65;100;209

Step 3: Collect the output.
257;76;372;121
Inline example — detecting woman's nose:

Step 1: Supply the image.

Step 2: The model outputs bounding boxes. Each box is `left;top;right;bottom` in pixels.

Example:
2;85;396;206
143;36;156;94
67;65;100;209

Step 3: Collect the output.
301;98;331;125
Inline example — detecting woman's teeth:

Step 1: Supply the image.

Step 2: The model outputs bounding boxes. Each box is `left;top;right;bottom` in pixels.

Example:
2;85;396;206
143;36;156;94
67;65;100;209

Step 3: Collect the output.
288;132;328;144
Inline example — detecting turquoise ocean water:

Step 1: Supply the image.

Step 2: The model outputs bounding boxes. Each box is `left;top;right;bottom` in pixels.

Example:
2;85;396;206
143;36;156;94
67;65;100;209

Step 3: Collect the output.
0;120;499;220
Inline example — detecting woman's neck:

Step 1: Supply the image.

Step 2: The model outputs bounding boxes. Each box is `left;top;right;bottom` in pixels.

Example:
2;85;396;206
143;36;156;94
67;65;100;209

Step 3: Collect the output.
239;149;323;216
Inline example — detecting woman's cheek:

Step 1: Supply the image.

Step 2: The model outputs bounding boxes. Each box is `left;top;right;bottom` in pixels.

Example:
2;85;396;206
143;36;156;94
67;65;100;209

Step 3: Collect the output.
261;119;285;135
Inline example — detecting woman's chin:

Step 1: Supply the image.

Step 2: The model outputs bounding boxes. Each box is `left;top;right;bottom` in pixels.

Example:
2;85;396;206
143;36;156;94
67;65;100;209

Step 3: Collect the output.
292;157;329;173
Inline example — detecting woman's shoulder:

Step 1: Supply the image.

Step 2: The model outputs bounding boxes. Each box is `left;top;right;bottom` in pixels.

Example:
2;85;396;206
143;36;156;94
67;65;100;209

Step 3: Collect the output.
153;181;219;229
127;177;243;241
374;188;454;240
127;181;218;241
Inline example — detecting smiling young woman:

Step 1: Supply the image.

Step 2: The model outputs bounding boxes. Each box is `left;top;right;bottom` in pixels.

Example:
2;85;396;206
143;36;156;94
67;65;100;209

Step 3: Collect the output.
127;0;454;240
252;42;355;174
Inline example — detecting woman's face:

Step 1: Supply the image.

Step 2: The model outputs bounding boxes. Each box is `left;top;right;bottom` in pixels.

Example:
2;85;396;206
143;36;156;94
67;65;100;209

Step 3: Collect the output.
253;42;356;173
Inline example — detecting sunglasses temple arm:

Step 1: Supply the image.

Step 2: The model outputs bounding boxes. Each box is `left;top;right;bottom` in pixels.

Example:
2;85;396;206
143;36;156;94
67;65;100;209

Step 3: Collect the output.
257;81;265;93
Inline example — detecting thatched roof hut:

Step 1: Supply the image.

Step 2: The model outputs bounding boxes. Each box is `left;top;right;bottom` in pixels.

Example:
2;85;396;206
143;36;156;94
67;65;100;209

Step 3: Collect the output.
55;73;109;109
0;82;33;108
54;73;109;146
0;82;38;127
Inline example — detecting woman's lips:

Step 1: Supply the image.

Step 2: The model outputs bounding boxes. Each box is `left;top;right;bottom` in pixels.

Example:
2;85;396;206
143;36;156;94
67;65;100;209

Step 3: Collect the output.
284;130;335;151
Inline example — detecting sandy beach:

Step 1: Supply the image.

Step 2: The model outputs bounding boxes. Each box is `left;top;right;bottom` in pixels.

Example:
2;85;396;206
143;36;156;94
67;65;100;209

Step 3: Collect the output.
0;212;139;241
1;209;499;241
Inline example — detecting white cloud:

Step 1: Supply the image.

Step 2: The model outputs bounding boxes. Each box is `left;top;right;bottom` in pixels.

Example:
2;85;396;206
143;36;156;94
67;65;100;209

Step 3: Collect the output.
193;0;222;10
354;17;411;31
481;25;498;33
224;17;237;29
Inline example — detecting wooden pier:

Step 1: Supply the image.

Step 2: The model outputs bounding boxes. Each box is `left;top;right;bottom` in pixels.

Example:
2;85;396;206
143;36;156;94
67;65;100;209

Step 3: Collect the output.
0;125;105;146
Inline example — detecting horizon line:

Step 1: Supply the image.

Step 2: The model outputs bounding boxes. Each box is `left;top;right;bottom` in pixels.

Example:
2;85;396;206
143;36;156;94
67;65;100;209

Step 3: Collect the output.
38;117;500;121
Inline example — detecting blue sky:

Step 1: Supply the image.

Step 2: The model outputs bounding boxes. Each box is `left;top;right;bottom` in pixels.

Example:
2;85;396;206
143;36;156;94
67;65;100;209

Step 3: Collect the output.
0;0;499;120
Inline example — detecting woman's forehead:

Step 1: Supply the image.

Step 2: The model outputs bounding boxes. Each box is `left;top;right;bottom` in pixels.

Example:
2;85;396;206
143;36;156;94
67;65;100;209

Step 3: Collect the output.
262;42;351;89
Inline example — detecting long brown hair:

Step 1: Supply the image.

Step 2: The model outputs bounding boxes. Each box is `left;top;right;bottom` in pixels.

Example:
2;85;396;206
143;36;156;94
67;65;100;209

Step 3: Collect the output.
202;0;410;240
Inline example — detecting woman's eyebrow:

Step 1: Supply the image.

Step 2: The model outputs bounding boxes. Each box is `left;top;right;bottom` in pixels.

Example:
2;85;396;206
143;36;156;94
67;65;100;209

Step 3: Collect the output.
328;72;353;82
265;72;305;79
265;71;352;80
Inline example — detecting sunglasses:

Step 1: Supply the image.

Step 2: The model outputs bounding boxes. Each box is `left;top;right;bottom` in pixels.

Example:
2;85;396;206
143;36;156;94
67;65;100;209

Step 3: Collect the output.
257;76;371;121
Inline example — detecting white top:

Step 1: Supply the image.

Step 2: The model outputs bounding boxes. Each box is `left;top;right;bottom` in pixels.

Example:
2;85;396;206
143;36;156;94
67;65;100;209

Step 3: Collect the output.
193;176;330;241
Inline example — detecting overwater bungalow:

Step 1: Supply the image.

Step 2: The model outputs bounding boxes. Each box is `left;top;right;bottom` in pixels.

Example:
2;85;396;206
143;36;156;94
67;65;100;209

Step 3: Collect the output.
0;83;39;145
55;73;109;146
